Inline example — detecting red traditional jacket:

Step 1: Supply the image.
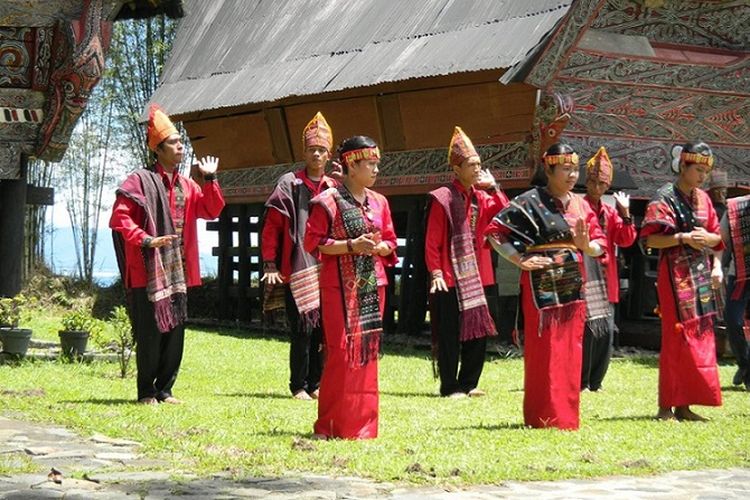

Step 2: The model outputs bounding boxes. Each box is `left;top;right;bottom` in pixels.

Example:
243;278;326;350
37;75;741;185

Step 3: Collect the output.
109;163;225;288
425;179;509;287
261;169;337;280
304;188;398;287
583;196;637;303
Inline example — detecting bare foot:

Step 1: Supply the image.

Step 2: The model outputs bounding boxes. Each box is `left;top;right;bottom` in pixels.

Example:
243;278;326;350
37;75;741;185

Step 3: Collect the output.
656;407;676;421
137;397;158;405
467;388;486;397
293;390;313;400
675;406;708;422
311;433;328;440
160;396;183;405
309;389;320;400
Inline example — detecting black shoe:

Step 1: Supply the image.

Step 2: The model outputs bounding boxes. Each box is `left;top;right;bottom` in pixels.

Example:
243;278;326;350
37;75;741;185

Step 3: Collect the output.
733;368;746;386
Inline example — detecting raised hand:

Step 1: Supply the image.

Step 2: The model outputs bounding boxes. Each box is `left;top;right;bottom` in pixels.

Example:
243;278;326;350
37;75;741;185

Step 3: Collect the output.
571;217;591;253
197;155;220;175
475;169;497;190
613;191;630;210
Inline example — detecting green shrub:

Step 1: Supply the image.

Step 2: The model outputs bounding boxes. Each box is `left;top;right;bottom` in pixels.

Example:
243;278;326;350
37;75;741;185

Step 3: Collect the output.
60;309;103;339
0;295;30;328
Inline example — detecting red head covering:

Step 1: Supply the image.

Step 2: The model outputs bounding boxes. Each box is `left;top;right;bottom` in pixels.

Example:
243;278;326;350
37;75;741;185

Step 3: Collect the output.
147;104;178;151
302;111;333;152
586;146;614;184
448;126;479;167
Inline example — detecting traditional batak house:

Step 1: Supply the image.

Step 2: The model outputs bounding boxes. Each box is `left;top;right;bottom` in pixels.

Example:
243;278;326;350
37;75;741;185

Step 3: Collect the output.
0;0;183;297
150;0;749;337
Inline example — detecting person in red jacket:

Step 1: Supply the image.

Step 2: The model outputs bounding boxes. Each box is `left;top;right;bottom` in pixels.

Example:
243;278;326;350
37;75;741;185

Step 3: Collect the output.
110;105;225;405
486;143;607;430
261;112;337;400
425;126;509;398
641;141;723;422
581;147;637;392
304;135;397;439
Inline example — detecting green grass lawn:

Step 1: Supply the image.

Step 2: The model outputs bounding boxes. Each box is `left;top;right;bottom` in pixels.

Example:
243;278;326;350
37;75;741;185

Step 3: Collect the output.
1;315;748;485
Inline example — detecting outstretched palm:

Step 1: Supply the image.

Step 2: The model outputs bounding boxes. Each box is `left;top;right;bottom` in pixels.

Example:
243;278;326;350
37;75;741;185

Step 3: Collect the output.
197;155;220;175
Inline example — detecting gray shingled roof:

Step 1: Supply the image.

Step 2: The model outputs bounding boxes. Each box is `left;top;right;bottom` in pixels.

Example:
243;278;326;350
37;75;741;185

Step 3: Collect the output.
151;0;572;116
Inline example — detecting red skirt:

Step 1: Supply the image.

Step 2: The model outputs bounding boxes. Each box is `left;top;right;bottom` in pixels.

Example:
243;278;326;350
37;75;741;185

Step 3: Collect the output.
521;271;586;430
656;262;722;408
313;286;385;439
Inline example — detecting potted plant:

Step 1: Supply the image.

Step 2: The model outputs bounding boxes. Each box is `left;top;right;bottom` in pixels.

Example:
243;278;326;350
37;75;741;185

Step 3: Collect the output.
59;309;101;359
0;295;33;357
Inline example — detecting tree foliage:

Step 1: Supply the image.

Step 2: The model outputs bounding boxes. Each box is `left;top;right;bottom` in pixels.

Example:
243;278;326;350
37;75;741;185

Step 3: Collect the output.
106;16;178;168
45;15;179;285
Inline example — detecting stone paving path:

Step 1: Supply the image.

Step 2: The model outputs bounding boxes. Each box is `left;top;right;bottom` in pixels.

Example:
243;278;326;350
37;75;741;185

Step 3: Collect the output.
1;415;748;499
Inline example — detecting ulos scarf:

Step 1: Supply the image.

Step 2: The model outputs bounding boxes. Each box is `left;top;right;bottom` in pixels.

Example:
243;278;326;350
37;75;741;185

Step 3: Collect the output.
430;184;496;342
314;186;381;367
642;183;717;333
727;195;750;300
113;168;187;333
489;188;589;336
263;171;323;333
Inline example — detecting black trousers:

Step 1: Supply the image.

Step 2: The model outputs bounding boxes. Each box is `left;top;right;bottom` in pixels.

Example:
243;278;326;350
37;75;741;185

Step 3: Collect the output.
433;287;488;396
286;287;323;395
581;303;615;391
130;288;185;401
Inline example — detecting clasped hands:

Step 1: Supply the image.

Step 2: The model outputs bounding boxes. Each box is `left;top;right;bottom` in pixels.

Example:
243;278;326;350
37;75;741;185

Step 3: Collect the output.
350;232;391;257
678;227;718;251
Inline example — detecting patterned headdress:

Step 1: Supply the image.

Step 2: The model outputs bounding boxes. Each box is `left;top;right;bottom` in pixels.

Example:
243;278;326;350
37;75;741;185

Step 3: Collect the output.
448;126;479;167
302;111;333;152
147;104;178;151
586;146;614;184
543;151;579;167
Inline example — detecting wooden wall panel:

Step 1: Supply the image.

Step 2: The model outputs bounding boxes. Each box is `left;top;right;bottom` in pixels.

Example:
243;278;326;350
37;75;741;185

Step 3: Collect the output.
285;98;382;161
398;83;536;149
185;112;275;170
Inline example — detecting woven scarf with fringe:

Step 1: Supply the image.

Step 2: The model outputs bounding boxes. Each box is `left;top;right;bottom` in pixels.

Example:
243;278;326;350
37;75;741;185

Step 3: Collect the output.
314;186;381;367
113;168;187;333
429;184;496;342
262;172;323;333
643;183;717;335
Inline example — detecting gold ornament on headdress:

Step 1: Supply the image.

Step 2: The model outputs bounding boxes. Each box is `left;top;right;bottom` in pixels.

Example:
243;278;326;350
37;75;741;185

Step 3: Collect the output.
341;147;380;165
448;126;479;167
543;152;579;166
302;111;333;152
680;151;714;169
585;146;613;184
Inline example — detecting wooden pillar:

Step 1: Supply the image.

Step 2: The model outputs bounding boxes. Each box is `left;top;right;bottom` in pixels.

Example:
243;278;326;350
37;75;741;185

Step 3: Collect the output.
0;156;27;297
237;204;251;322
397;197;428;335
213;208;233;319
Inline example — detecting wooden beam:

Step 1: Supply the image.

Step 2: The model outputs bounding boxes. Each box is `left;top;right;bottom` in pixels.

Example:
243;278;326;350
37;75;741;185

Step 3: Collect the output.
264;107;294;164
376;94;406;151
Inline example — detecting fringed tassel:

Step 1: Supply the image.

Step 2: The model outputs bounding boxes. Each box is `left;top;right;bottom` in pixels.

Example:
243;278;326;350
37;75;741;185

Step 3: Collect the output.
154;293;187;334
539;301;585;337
300;308;321;336
346;328;381;368
458;306;497;342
